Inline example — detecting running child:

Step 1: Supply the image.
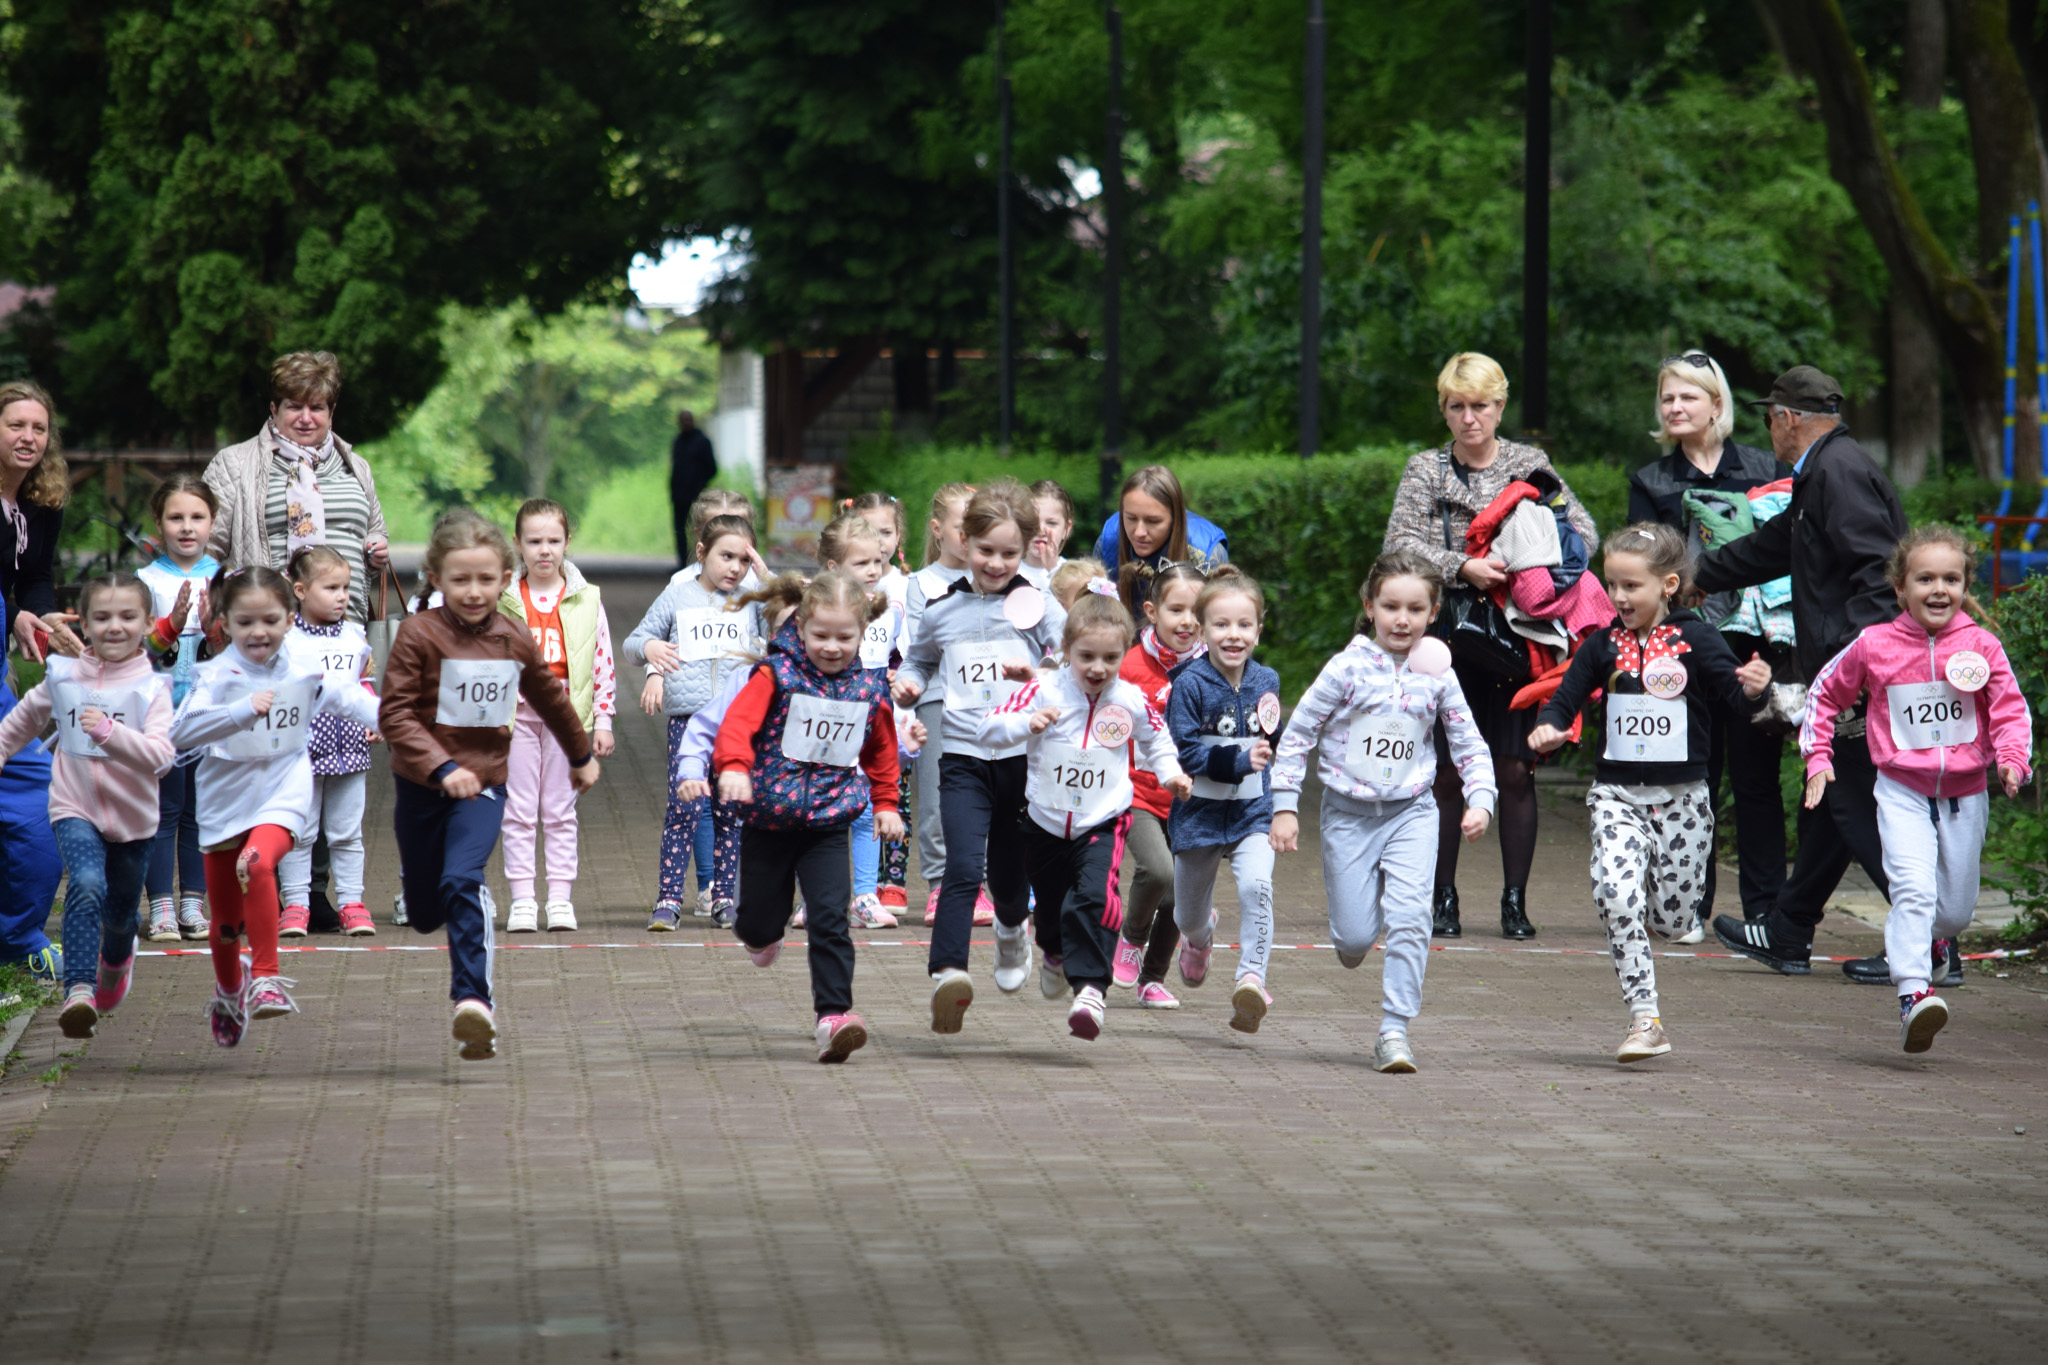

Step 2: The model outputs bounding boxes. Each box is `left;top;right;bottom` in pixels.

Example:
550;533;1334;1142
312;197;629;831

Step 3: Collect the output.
0;572;175;1039
497;498;617;933
1530;523;1771;1064
379;510;600;1060
818;510;905;928
980;583;1190;1038
137;473;219;943
1166;565;1282;1034
625;512;765;930
902;481;982;926
849;491;915;912
171;565;382;1047
712;571;903;1063
894;478;1068;1032
276;546;379;937
1270;551;1497;1073
1022;479;1076;589
1112;561;1206;1007
1799;525;2031;1054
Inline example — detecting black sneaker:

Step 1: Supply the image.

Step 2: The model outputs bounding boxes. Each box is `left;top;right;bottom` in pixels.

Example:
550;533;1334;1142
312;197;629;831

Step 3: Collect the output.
1713;915;1811;976
1431;886;1461;939
1843;941;1965;987
1937;938;1965;988
1842;951;1891;985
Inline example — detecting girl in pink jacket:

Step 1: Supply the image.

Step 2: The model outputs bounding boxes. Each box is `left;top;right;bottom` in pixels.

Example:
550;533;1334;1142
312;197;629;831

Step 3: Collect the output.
1802;526;2033;1056
0;572;176;1040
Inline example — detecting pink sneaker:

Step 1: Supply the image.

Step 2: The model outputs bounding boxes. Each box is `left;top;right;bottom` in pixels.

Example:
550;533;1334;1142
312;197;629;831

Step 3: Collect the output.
972;887;996;926
338;902;375;936
278;904;311;938
924;888;940;925
1137;981;1180;1010
853;893;899;929
1229;975;1272;1034
207;970;248;1049
815;1012;869;1063
247;976;300;1020
748;940;781;969
94;955;134;1012
1111;940;1144;989
1178;937;1212;988
58;984;98;1039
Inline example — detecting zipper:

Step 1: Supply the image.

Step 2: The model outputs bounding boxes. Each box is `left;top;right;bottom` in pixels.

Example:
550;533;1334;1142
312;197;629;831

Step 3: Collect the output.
1927;632;1946;799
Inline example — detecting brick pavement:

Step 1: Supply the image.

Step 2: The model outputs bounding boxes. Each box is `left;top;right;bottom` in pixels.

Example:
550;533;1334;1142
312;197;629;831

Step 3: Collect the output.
2;573;2045;1363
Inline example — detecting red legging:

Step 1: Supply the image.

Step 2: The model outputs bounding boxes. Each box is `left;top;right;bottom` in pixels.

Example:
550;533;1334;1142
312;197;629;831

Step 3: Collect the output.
203;825;295;992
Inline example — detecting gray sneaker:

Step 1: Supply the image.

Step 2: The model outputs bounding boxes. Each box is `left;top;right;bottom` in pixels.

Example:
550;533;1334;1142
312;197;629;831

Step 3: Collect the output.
992;922;1032;994
392;893;409;927
176;897;210;940
1372;1032;1417;1073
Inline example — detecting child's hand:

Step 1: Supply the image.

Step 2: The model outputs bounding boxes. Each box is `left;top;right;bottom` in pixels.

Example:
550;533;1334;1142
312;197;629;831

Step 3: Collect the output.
1247;738;1272;771
1460;807;1491;842
718;770;753;804
167;581;194;634
642;639;681;673
892;677;924;706
874;810;906;842
570;758;601;793
1269;811;1300;852
1526;722;1567;753
1803;768;1833;810
249;689;276;717
906;717;928;749
365;727;381;745
77;707;108;737
638;673;665;715
1000;658;1036;683
2000;764;2025;798
442;766;483;800
676;777;709;801
593;730;616;758
1735;651;1773;698
747;545;772;582
1164;773;1194;802
1027;705;1060;734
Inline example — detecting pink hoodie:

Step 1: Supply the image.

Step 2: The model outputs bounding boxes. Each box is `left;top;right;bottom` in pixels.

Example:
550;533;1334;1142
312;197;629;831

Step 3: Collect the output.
1802;612;2033;800
0;652;176;842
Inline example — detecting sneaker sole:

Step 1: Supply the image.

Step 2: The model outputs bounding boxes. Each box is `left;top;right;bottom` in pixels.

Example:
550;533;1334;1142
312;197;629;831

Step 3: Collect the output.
1712;924;1811;976
58;999;98;1039
277;927;309;939
506;923;540;934
930;975;973;1034
647;921;678;933
344;926;376;938
1374;1053;1418;1074
546;923;577;933
818;1020;868;1064
1137;993;1181;1010
1229;983;1268;1034
147;928;182;943
1617;1043;1673;1063
179;927;210;941
1903;1001;1949;1054
453;1008;497;1061
249;999;294;1021
1067;1007;1103;1040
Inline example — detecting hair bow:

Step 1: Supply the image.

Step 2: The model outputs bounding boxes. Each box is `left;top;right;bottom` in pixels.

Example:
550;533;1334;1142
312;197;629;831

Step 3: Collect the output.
1085;577;1118;598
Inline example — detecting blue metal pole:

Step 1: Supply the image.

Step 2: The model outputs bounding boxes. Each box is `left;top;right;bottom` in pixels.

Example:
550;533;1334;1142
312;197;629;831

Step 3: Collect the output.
1992;213;2020;533
2028;203;2048;546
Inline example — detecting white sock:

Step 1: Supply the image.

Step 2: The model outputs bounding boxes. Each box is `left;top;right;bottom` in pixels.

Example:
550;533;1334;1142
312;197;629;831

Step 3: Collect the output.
1380;1013;1408;1038
1630;1001;1659;1022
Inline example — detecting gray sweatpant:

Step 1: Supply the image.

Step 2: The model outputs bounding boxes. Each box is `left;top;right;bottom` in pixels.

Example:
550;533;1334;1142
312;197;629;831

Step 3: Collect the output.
1875;770;1986;993
913;700;947;890
1320;788;1437;1034
1174;835;1275;983
280;770;369;906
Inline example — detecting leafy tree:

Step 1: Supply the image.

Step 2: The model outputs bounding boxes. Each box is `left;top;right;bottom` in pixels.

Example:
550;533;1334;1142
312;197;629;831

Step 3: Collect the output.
0;0;692;446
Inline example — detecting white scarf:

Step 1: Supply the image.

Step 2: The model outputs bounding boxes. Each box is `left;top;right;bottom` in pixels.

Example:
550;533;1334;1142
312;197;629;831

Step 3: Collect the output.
271;422;335;558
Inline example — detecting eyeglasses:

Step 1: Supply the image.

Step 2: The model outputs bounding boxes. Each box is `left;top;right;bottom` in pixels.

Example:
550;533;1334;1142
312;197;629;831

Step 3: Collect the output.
1661;351;1713;370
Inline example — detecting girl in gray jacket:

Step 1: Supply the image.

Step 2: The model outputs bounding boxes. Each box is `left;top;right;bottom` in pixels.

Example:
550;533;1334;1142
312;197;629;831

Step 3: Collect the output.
623;514;765;929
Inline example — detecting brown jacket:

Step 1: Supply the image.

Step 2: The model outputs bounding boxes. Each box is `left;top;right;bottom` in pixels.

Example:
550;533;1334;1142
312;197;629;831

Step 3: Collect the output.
379;604;590;788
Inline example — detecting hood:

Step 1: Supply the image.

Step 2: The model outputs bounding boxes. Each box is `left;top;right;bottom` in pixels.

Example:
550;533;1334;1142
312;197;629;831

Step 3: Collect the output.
512;560;591;598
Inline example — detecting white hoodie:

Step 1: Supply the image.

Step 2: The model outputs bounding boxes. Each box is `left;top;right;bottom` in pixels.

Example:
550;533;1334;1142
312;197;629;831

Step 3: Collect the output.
978;669;1182;838
171;641;381;848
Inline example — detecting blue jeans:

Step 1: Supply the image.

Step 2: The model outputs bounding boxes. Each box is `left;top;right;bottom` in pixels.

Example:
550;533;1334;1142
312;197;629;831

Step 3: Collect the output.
52;818;150;992
849;798;878;898
147;762;204;899
0;677;58;964
392;776;506;1006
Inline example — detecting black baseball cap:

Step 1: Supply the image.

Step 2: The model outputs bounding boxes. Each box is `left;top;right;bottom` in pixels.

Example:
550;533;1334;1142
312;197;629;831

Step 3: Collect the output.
1746;365;1843;414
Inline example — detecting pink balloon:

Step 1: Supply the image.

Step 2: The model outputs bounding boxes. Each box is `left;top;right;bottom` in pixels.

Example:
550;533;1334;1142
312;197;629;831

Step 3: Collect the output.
1408;636;1452;676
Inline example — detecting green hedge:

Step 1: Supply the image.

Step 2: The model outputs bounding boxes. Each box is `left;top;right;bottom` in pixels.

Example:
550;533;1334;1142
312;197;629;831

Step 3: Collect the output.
848;442;1632;694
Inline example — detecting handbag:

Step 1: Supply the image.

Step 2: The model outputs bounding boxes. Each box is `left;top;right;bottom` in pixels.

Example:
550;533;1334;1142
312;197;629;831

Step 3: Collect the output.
365;562;407;687
1427;448;1531;685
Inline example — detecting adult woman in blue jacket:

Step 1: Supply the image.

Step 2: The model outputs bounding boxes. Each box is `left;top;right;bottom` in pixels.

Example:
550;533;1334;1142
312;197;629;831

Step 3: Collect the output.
1093;465;1229;616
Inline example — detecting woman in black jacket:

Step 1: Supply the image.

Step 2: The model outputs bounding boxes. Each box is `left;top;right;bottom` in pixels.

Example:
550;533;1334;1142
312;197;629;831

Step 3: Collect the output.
1626;352;1790;927
0;380;74;662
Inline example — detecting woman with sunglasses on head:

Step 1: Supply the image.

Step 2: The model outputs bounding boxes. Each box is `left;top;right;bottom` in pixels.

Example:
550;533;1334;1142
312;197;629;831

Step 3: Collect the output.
1627;352;1792;935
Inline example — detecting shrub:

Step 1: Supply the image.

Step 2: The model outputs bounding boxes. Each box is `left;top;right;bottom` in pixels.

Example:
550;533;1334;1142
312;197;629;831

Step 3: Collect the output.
1983;580;2048;943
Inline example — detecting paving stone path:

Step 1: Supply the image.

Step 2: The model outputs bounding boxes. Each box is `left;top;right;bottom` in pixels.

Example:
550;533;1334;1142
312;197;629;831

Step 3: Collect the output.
2;573;2044;1363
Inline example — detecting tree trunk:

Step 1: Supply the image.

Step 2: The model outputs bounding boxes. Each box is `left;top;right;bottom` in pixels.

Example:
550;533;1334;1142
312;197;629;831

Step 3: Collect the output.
1891;0;1947;487
1775;0;2019;481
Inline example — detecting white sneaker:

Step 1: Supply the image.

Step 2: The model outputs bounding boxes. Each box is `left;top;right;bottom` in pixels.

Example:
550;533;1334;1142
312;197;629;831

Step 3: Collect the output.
993;922;1032;994
1067;985;1105;1040
1674;919;1707;945
453;998;497;1060
930;967;973;1034
545;899;577;932
1040;954;1067;1000
1372;1032;1417;1073
506;896;539;934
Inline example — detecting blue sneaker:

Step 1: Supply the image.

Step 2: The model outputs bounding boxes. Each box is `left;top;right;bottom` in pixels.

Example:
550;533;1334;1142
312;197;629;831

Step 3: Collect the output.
23;944;62;985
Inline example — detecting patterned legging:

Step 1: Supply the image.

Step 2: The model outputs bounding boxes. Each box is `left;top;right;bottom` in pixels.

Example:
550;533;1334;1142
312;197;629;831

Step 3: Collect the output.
879;770;911;890
1587;781;1714;1010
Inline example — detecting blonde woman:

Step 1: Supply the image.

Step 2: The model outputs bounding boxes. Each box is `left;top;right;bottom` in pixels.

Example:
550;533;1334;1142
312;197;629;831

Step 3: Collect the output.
1627;350;1791;930
0;380;80;661
1383;351;1597;941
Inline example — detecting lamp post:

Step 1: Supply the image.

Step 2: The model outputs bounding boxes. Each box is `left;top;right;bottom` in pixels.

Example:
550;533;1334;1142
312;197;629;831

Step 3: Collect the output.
1522;0;1551;440
998;1;1015;453
1100;3;1124;516
1299;0;1326;459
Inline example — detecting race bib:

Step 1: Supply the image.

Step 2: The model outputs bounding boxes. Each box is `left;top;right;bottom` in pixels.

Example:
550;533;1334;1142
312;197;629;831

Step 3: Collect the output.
674;608;749;663
859;615;896;669
49;683;149;759
942;640;1018;712
1039;742;1118;811
1190;736;1263;802
780;694;868;767
217;681;317;761
1344;714;1426;788
1887;681;1978;752
1604;694;1687;763
308;641;368;692
436;659;520;728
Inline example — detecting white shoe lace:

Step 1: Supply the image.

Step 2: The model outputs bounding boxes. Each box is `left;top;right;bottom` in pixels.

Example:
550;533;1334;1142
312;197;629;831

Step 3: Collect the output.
249;976;300;1015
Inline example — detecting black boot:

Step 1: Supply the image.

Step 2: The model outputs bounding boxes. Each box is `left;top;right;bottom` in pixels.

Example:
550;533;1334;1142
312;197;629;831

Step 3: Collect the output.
1431;886;1462;939
1499;887;1535;939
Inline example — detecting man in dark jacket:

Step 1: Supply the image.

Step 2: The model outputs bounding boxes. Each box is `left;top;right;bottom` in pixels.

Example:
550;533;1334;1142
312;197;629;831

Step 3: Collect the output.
1692;366;1906;975
669;410;718;570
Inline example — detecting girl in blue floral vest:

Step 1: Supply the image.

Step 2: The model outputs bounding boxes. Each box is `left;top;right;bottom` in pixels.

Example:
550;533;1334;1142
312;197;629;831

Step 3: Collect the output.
712;571;903;1064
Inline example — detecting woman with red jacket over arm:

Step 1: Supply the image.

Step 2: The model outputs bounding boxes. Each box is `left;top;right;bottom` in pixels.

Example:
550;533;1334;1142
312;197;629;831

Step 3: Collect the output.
713;572;902;1064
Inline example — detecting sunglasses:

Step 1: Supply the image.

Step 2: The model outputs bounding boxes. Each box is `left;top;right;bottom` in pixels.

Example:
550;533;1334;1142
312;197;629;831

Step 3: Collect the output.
1661;351;1713;370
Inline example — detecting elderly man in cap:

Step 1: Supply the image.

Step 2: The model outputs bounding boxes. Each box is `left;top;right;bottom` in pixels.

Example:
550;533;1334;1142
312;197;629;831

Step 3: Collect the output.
1693;366;1908;976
